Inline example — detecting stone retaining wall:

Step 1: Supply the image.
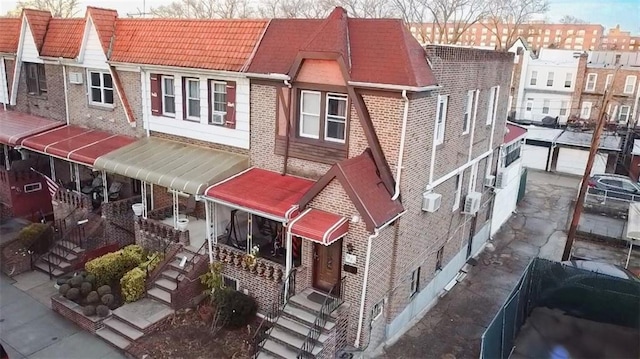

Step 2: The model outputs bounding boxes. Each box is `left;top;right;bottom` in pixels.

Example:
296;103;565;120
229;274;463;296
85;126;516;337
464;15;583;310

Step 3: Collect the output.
51;294;108;334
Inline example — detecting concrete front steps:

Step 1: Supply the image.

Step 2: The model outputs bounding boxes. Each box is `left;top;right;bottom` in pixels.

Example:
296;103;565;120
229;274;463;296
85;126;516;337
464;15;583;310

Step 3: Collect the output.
147;245;203;307
33;240;85;277
257;288;337;359
96;298;174;350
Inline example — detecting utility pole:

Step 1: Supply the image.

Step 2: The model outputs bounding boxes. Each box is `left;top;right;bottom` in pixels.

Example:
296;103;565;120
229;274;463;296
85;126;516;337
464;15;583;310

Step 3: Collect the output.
563;66;620;261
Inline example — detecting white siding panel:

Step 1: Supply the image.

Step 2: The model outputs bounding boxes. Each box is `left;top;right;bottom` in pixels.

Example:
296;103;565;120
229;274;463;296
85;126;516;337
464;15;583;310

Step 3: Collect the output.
0;58;8;104
522;144;548;170
491;160;522;236
556;148;607;176
21;23;42;63
80;20;108;69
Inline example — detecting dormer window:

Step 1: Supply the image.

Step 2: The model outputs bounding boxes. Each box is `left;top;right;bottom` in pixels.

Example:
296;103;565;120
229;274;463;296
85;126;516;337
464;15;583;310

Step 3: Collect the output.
299;90;348;143
25;63;46;96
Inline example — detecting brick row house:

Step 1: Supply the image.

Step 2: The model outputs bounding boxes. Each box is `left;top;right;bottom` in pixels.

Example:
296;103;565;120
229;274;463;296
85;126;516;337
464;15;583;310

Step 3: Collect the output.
0;7;517;357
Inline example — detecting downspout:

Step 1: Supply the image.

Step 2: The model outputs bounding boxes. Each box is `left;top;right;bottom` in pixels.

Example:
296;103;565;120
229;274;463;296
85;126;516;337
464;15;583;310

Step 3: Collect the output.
468;90;479;162
354;211;406;348
283;79;292;175
391;90;409;200
61;59;70;125
140;67;150;137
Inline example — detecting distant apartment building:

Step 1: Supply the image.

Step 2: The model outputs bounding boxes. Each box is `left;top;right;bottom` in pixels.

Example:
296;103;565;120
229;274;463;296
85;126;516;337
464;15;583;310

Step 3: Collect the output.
600;25;640;52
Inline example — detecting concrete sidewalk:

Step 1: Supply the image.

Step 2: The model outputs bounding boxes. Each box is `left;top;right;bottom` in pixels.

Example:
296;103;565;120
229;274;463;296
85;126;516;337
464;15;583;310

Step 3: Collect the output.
0;272;126;359
378;170;577;359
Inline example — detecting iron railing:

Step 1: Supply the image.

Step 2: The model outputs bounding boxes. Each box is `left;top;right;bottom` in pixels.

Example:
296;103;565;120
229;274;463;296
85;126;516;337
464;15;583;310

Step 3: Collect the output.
298;276;346;358
252;267;297;358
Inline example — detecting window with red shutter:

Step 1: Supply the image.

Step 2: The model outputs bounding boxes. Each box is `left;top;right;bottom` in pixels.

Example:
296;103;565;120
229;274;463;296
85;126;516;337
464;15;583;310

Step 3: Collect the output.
150;73;162;116
225;81;236;129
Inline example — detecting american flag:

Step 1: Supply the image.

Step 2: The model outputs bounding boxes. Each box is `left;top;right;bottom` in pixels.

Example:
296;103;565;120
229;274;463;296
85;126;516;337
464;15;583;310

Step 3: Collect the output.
30;167;59;198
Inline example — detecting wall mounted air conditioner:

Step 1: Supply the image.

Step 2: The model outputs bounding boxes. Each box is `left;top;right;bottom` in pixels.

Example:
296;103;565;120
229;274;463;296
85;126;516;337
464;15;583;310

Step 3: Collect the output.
463;191;482;215
68;72;83;84
484;175;495;187
422;192;442;213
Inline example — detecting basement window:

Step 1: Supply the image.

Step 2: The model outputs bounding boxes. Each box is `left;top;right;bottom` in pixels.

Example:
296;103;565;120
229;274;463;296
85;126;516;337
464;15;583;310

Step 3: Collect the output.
410;267;421;297
436;246;444;271
371;299;384;321
222;275;238;290
24;182;42;193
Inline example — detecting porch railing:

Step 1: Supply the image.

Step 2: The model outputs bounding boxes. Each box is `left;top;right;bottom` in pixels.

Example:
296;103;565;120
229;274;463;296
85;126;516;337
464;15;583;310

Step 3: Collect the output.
298;276;346;359
252;267;297;358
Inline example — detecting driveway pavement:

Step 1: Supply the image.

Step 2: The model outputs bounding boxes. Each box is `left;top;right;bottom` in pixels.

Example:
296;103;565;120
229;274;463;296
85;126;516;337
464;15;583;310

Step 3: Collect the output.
0;273;126;359
378;170;577;359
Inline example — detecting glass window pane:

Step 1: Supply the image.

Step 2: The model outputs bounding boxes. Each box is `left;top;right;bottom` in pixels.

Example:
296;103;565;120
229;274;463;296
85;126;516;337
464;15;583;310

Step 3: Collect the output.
326;120;345;141
214;83;226;94
164;78;174;96
103;74;113;89
301;114;319;137
189;80;199;98
91;88;101;102
164;98;175;114
104;89;114;104
327;96;347;117
188;99;200;117
302;92;320;114
91;72;100;86
214;92;226;111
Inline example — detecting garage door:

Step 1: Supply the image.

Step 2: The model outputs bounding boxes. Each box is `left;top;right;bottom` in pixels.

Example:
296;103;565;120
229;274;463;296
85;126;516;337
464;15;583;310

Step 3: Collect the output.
522;144;548;170
556;148;607;176
491;165;521;236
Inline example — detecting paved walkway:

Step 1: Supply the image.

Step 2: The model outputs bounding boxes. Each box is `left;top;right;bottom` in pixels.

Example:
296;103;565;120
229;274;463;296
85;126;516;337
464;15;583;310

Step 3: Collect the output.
378;170;577;359
0;272;126;359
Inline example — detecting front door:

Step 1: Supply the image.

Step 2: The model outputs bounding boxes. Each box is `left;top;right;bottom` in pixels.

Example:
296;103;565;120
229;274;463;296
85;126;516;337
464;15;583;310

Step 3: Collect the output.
313;240;342;294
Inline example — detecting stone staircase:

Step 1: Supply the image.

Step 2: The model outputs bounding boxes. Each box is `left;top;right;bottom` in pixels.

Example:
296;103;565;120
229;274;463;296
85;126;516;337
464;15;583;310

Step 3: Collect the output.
257;288;337;359
147;245;205;307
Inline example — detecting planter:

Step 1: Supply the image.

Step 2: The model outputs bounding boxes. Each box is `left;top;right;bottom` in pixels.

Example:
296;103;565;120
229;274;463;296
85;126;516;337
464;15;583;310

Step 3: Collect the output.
132;203;144;216
176;218;189;232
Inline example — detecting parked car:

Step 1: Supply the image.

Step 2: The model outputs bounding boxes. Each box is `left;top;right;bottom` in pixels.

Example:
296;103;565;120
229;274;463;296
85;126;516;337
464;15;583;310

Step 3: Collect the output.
587;174;640;201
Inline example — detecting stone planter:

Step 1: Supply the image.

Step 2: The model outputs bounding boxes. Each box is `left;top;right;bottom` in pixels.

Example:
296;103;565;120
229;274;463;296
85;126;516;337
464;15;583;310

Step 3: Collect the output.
132;203;144;216
176;218;189;232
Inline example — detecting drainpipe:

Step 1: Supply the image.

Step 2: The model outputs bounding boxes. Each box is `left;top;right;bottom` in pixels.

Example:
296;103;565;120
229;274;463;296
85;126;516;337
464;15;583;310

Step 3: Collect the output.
354;211;406;348
284;207;309;299
391;90;409;200
140;67;150;137
283;79;293;175
61;59;70;125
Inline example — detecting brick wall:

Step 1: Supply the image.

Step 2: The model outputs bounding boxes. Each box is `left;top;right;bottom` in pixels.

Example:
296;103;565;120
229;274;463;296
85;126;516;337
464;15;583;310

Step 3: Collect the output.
572;54;588;117
52;190;91;222
134;218;188;252
14;63;66;121
51;295;107;333
150;131;249;156
318;303;351;359
0;169;12;207
102;196;140;248
1;239;32;276
171;252;209;310
578;66;640;122
5;59;15;101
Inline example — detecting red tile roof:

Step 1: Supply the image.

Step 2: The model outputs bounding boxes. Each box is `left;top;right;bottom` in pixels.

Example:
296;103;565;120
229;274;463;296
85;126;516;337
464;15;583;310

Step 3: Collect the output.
40;19;84;58
249;7;437;88
22;9;51;52
110;19;269;71
87;7;117;55
504;123;527;145
0;18;21;53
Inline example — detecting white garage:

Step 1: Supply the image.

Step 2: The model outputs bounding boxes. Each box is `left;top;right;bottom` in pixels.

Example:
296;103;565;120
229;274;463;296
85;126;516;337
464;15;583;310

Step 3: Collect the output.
491;159;522;236
556;148;607;176
522;144;549;170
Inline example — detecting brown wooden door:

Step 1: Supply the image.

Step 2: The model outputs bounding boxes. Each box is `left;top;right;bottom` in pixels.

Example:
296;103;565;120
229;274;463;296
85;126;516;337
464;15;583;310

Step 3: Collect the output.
312;240;342;294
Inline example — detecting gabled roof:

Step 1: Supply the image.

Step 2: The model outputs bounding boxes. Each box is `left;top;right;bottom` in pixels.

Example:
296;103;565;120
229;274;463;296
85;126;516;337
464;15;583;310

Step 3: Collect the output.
299;149;404;232
40;19;84;58
22;9;51;52
110;19;269;72
249;7;437;88
0;18;21;54
86;7;117;56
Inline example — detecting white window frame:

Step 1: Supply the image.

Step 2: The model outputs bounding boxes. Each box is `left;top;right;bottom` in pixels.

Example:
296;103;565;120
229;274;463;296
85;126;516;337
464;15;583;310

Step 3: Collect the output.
559;101;568;116
88;70;114;107
530;70;537;86
624;75;637;94
222;275;239;290
564;73;572;88
299;90;321;139
604;74;613;90
453;173;463;211
324;93;348;143
210;81;227;125
546;72;554;87
185;78;200;121
486;86;499;126
585;73;597;91
435;246;444;271
542;99;550;114
161;76;175;117
581;102;592;118
618;105;631;122
24;182;42;193
463;90;474;135
435;95;448;145
525;99;533;112
409;267;421;297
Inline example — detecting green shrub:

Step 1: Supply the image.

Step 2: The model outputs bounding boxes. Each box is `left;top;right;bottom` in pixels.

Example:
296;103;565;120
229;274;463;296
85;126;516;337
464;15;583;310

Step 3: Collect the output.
80;282;93;296
96;305;109;317
85;274;96;285
69;276;83;288
101;294;114;307
120;252;163;303
58;284;71;296
215;288;257;329
15;223;52;254
65;287;80;301
86;291;99;304
97;285;112;296
85;245;144;286
82;305;96;316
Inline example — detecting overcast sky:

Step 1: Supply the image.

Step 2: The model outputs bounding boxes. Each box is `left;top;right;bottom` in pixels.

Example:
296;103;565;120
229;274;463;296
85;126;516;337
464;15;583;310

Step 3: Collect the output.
1;0;638;34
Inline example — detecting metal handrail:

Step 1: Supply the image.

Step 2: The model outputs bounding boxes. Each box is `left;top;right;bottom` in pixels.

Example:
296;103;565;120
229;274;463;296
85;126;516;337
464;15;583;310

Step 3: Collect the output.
252;267;297;358
175;240;208;289
298;276;346;359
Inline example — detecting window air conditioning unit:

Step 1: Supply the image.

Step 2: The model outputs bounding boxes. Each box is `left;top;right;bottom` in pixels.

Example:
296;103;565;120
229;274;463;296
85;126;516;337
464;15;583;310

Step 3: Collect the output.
422;192;442;213
495;172;506;189
463;191;482;215
68;72;83;84
484;175;495;187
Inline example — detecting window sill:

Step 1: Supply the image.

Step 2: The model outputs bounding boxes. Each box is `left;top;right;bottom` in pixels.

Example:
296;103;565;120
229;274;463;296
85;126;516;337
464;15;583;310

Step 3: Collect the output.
88;103;115;111
184;118;201;123
291;136;347;151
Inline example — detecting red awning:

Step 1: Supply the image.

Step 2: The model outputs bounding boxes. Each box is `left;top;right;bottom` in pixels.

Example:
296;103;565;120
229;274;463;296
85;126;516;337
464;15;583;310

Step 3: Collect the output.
21;125;136;166
290;209;349;245
0;110;64;146
205;168;315;221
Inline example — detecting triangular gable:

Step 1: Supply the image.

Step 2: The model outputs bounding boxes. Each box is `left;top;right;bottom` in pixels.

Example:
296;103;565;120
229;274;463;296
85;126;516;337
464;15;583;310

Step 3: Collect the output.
22;9;51;53
20;16;43;63
301;7;350;69
77;13;110;68
86;7;117;56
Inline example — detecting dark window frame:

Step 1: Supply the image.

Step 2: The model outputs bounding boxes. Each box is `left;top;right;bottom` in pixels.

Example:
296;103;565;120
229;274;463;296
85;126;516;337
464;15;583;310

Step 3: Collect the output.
25;62;47;96
295;88;349;147
88;71;114;106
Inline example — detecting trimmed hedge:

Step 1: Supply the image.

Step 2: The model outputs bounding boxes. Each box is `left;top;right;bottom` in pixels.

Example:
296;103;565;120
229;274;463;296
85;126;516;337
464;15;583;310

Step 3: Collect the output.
120;252;163;303
85;245;144;286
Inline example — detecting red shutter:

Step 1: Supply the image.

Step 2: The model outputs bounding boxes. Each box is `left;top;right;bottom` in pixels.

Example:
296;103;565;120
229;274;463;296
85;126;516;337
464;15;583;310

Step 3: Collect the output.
225;81;236;129
150;73;162;116
182;77;187;120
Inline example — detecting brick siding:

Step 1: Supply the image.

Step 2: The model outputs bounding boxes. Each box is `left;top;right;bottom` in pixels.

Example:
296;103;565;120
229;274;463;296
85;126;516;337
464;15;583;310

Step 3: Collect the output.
101;196;139;248
51;294;107;333
14;63;66;121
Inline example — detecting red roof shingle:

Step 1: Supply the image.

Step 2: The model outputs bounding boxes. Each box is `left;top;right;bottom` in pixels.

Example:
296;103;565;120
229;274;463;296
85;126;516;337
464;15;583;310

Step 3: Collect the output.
504;123;527;145
0;18;21;53
110;19;269;71
249;7;437;88
22;9;51;52
87;7;117;55
40;18;84;58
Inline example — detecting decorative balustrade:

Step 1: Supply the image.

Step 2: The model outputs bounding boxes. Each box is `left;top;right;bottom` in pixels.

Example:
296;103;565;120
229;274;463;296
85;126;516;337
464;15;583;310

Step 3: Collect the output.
102;195;142;218
54;189;91;209
212;244;285;282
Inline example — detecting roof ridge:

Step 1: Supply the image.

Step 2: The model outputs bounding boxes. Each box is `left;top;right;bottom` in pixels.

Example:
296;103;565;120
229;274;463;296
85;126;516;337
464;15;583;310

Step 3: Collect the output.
398;20;421;88
241;18;271;73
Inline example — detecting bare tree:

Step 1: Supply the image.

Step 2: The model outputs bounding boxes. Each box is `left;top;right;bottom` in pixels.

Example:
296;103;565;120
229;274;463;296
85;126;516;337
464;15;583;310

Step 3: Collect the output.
393;0;432;43
329;0;398;18
150;0;254;18
7;0;81;17
482;0;549;50
256;0;332;18
559;15;588;24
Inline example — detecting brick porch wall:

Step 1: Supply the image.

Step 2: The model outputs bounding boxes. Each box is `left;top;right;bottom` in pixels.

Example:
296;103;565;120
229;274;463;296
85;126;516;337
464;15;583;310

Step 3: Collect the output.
51;295;107;334
14;63;66;121
102;196;140;248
